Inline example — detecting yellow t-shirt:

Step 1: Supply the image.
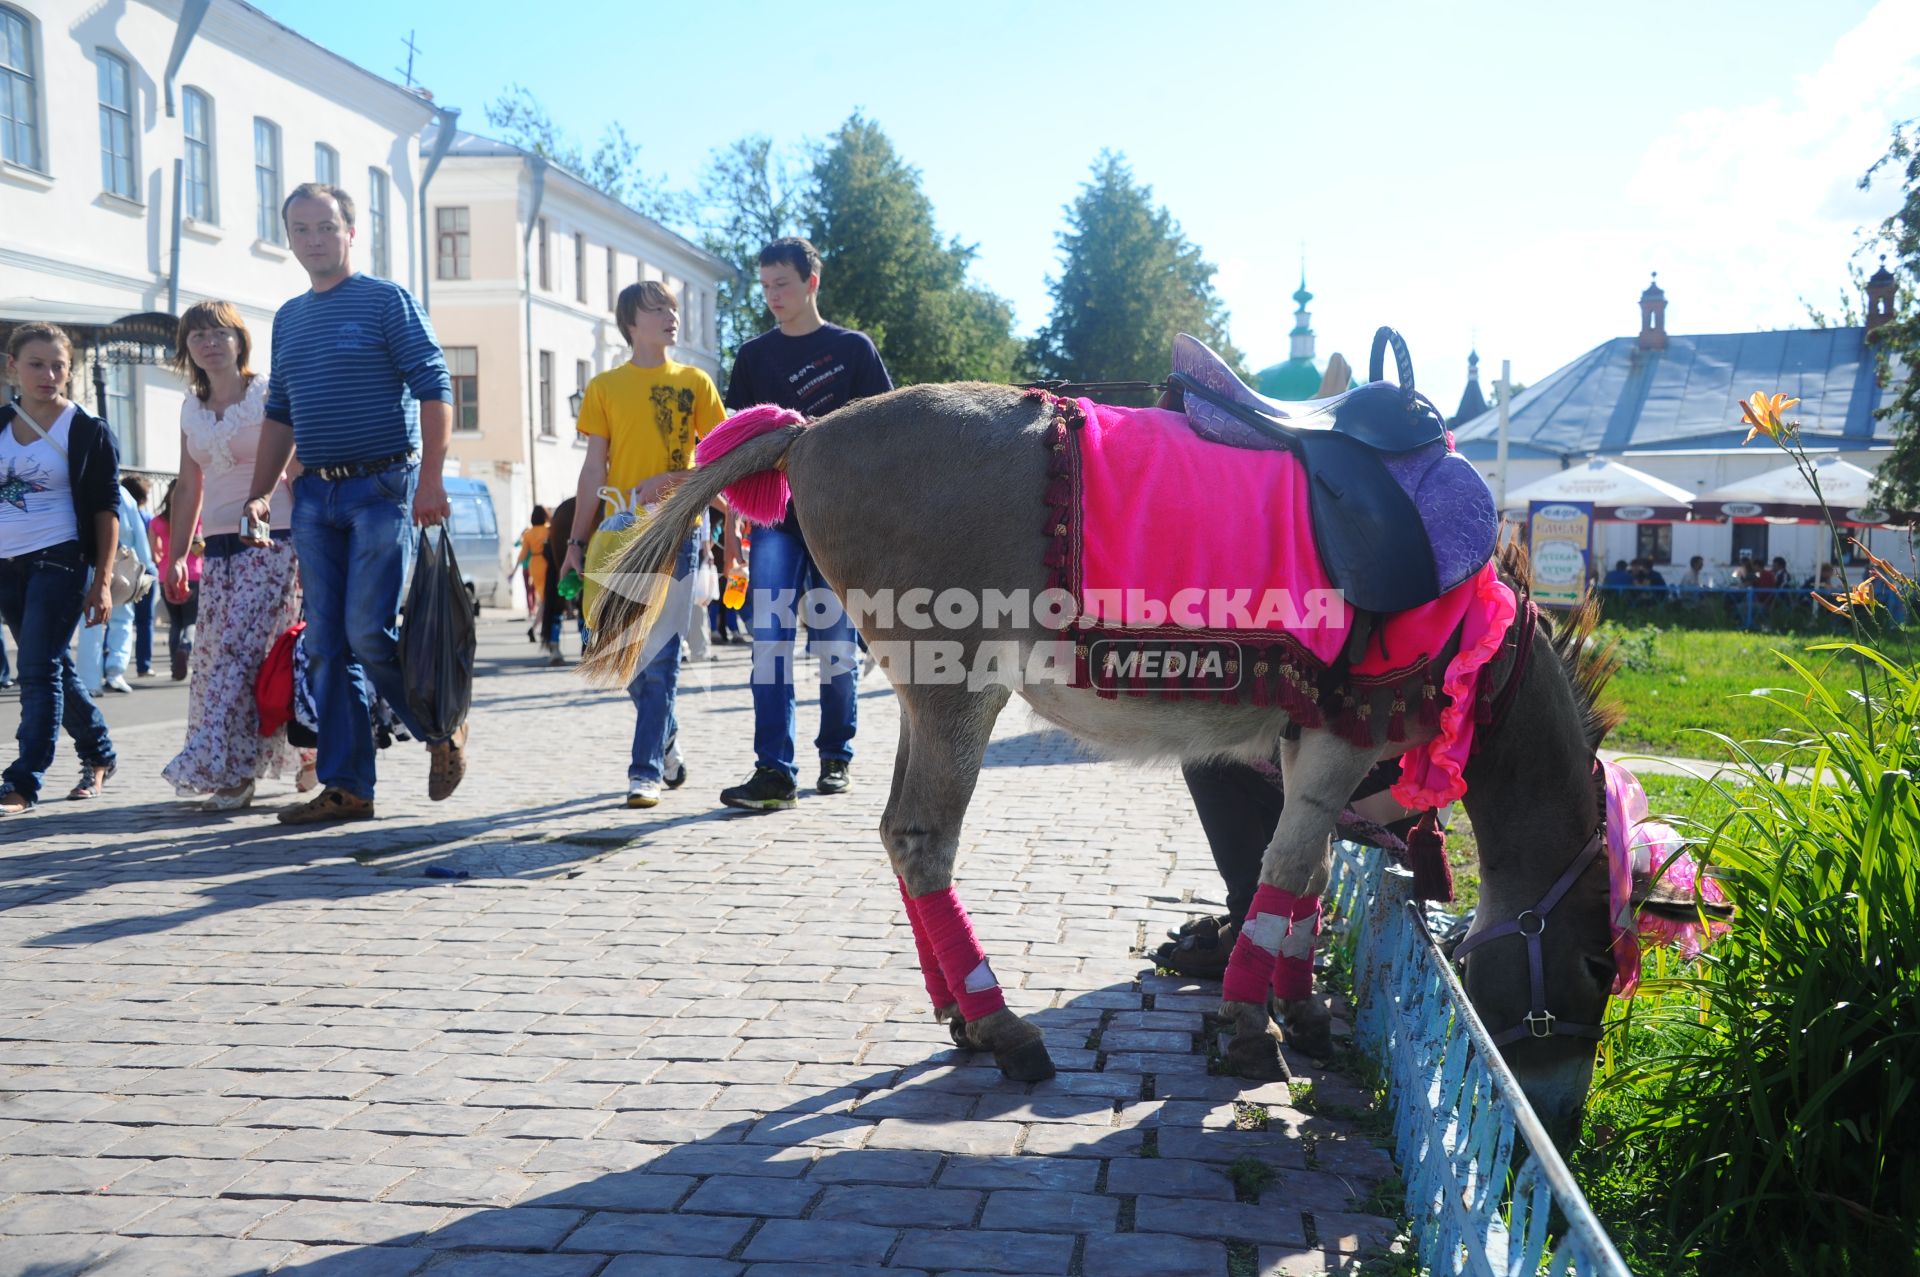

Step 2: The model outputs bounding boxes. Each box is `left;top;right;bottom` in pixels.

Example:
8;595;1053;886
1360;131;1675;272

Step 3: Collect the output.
575;359;726;514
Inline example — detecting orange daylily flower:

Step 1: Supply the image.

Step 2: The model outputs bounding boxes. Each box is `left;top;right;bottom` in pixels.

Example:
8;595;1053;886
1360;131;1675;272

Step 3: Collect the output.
1813;580;1877;616
1740;391;1800;445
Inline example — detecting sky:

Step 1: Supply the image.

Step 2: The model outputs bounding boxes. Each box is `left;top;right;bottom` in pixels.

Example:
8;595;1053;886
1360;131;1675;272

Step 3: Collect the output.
253;0;1919;416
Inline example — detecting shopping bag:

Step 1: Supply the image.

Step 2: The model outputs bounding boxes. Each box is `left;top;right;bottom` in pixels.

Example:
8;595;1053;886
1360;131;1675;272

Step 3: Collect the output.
399;526;476;741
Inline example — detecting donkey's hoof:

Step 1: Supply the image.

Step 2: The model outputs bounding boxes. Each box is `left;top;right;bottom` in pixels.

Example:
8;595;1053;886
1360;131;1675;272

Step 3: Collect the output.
946;1013;971;1051
1225;1029;1293;1082
994;1038;1057;1082
1276;997;1335;1060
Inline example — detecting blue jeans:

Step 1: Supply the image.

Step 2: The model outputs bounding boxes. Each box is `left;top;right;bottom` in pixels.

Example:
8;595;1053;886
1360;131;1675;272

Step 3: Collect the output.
132;590;153;673
627;533;699;784
748;522;858;781
0;541;116;802
292;464;437;802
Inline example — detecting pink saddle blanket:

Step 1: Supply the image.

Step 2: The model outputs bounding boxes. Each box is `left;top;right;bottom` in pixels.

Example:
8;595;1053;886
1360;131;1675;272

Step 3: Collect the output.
1045;396;1516;809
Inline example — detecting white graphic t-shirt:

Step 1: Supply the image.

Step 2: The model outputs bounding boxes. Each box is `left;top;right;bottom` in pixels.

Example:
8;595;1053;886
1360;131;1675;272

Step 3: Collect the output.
0;403;79;557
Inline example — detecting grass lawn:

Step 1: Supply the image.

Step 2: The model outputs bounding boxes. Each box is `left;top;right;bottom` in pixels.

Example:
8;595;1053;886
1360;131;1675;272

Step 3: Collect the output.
1596;623;1919;758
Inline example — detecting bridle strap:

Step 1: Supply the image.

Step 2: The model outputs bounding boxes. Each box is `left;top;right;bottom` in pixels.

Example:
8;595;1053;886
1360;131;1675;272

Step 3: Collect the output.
1477;597;1539;746
1454;826;1608;1046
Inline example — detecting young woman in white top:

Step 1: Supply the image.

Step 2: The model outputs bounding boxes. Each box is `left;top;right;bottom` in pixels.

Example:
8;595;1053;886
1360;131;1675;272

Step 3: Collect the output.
0;323;121;813
160;301;308;810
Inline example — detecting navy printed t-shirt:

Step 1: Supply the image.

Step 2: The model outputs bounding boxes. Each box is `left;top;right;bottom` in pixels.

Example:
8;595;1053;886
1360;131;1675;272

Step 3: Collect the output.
724;323;892;534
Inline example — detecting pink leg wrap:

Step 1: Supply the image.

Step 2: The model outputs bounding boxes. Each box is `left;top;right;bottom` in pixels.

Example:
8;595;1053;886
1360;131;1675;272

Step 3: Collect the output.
904;884;1006;1021
1221;885;1323;1003
898;878;956;1010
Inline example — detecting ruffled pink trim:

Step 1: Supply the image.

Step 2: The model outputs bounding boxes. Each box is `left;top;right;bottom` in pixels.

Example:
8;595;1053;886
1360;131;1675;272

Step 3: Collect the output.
1390;564;1517;809
1601;759;1647;996
693;404;805;526
1601;760;1731;997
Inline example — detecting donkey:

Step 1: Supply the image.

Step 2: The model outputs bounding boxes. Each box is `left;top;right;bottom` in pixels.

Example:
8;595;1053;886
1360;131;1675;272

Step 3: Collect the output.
585;382;1629;1138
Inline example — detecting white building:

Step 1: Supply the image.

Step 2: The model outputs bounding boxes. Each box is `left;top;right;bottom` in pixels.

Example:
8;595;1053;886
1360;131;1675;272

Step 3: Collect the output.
0;0;443;473
424;127;730;536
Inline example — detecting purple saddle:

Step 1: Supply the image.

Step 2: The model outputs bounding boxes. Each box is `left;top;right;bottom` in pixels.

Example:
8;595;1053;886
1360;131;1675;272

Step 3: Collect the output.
1167;332;1498;615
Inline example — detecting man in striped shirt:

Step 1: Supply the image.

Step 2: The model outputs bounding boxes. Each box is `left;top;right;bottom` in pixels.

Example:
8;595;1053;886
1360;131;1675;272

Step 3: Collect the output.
243;182;467;825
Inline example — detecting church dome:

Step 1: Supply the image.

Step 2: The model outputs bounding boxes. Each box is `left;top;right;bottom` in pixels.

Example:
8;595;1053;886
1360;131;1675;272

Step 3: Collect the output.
1255;359;1329;400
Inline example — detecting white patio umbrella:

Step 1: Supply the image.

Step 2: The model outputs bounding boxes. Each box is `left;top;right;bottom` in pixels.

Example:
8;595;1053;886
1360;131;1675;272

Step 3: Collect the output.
1502;457;1695;519
1705;455;1877;506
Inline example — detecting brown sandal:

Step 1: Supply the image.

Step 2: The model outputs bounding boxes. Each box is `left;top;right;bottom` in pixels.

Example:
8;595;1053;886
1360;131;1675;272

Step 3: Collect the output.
67;762;115;801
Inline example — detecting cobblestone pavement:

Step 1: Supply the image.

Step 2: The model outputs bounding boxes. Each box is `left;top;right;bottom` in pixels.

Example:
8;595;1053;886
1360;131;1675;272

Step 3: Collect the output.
0;621;1399;1276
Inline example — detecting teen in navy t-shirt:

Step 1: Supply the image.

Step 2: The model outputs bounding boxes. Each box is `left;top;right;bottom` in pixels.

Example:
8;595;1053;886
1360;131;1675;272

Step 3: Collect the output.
718;239;892;813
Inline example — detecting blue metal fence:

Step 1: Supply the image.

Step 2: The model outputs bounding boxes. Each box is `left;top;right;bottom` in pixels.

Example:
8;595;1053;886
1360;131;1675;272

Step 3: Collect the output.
1329;843;1633;1277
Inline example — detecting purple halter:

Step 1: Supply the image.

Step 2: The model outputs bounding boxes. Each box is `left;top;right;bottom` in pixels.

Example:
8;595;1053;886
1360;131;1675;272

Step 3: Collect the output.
1451;824;1608;1047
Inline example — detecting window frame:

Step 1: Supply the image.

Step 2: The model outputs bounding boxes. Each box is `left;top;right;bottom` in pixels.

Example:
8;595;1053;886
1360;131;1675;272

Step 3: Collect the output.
436;205;470;280
536;216;550;291
313;141;338;186
366;167;390;278
446;345;479;433
96;48;137;200
253;117;283;244
1634;523;1673;567
606;246;617;314
538;350;555;438
574;231;587;304
181;86;216;223
1;4;43;172
103;360;138;466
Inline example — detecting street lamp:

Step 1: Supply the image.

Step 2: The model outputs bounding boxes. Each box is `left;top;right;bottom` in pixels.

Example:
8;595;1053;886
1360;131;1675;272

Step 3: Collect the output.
567;386;585;419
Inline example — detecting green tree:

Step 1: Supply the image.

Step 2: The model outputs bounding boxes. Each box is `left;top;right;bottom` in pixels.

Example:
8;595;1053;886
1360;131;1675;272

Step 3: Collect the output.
688;136;806;368
806;114;1023;385
483;84;677;221
1032;152;1245;387
1865;119;1920;508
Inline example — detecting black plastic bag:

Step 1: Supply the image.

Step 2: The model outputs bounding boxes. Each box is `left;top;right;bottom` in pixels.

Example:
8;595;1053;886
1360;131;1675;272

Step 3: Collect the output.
400;526;476;741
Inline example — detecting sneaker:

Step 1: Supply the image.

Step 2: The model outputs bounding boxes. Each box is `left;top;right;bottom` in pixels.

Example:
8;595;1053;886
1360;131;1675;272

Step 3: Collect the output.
67;761;115;800
103;674;133;694
202;780;255;812
626;780;662;809
0;784;31;815
545;644;567;668
816;759;852;795
662;741;687;790
427;722;469;802
719;766;798;812
279;786;375;825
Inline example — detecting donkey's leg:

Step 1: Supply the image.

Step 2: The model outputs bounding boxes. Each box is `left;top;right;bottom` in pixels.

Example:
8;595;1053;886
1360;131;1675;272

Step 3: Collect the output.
1220;731;1379;1079
883;683;1054;1081
887;723;963;1024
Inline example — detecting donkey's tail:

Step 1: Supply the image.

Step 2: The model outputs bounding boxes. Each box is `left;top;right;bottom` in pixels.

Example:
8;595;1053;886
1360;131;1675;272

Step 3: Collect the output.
579;412;807;687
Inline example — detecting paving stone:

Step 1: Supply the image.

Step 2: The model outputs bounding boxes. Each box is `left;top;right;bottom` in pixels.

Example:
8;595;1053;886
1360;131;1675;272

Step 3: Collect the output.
419;1205;585;1250
560;1210;751;1257
803;1148;940;1185
80;1236;304;1276
272;1244;434;1274
226;1159;413;1200
1135;1193;1311;1246
0;1233;123;1276
423;1254;606;1277
979;1187;1118;1232
0;1191;167;1234
935;1154;1100;1192
1310;1210;1401;1255
523;1168;693;1211
1103;1156;1236;1200
812;1182;980;1227
891;1226;1075;1274
0;1153;144;1193
600;1257;743;1277
120;1194;291;1237
863;1117;1018;1156
108;1156;253;1197
385;1166;535;1207
740;1218;898;1266
680;1173;820;1217
251;1200;452;1245
1083;1231;1230;1277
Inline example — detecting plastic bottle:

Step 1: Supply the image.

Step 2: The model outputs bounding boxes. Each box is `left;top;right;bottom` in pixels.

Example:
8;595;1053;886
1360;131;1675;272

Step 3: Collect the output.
722;571;747;611
557;568;583;601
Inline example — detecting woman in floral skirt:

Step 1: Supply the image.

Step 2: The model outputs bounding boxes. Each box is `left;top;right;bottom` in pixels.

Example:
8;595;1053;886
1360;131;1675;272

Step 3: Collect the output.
160;302;310;810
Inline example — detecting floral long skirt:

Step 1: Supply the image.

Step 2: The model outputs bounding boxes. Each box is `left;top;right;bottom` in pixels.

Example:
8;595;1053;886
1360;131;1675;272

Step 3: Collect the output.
162;539;308;793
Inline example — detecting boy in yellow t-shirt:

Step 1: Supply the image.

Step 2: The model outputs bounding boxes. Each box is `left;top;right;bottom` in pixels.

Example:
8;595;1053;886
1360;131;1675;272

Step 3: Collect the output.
562;280;725;808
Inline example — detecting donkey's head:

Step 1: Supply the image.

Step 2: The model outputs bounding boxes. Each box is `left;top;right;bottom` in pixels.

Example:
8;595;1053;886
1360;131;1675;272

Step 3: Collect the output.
1456;560;1625;1147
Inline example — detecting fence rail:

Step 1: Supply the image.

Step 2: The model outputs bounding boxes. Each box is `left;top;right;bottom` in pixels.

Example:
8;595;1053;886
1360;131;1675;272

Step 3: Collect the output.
1329;844;1633;1277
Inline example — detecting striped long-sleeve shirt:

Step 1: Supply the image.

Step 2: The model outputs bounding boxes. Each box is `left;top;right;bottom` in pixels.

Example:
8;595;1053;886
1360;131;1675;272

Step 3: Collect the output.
265;273;451;466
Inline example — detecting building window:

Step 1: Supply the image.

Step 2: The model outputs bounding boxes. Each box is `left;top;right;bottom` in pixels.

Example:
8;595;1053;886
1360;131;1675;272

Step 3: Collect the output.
96;50;136;199
104;361;137;466
314;142;337;186
446;346;478;433
436;206;469;279
366;167;389;278
536;217;550;291
606;246;617;314
538;351;555;437
2;6;42;171
182;87;215;223
574;232;586;303
1634;523;1672;565
254;118;282;243
574;358;589;413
